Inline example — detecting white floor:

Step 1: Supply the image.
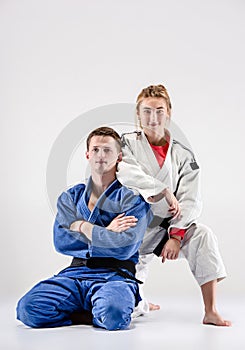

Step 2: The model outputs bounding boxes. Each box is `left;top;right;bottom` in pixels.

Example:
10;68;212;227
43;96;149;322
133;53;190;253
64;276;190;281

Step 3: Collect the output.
1;296;245;350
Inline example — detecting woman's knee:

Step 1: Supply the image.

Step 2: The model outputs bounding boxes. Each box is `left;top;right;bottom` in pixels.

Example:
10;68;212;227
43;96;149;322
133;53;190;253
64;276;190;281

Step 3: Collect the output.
186;223;216;245
197;224;218;247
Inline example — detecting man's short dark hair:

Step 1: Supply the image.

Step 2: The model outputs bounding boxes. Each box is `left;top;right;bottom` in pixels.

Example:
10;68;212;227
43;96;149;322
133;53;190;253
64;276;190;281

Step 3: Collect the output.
86;126;122;151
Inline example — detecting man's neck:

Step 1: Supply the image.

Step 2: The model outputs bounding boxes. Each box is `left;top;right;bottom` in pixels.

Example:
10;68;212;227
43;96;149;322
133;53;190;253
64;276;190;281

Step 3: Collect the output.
91;172;116;197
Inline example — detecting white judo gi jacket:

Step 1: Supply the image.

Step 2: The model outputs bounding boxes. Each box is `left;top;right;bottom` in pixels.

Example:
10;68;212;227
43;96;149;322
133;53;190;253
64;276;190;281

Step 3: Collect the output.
117;130;203;255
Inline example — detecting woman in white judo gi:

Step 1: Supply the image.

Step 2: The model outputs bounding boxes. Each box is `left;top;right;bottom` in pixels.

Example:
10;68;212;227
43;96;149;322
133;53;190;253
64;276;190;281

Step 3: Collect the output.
117;84;231;326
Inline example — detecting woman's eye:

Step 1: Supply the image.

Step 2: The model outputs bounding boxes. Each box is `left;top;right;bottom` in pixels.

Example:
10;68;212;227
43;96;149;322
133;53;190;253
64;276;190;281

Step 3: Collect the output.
157;110;164;115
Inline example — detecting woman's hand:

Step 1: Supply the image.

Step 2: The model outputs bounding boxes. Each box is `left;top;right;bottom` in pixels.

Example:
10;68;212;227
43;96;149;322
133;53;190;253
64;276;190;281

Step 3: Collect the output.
162;188;181;219
161;237;181;263
147;192;165;203
106;213;138;232
148;188;181;219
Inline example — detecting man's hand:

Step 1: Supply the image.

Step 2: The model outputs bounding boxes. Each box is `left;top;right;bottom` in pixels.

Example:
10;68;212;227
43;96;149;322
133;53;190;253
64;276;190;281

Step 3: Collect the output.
161;237;181;263
106;213;138;232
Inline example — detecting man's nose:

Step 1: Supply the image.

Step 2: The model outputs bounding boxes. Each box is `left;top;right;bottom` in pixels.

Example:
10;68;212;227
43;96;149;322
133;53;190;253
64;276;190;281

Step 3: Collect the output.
100;149;107;157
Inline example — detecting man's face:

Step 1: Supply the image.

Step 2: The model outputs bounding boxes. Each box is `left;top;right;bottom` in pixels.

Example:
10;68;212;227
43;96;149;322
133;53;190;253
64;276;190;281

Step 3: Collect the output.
86;136;122;175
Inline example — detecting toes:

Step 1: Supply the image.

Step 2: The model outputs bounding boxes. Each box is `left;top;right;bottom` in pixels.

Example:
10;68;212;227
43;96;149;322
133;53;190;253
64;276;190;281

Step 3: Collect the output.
149;303;160;311
203;317;232;327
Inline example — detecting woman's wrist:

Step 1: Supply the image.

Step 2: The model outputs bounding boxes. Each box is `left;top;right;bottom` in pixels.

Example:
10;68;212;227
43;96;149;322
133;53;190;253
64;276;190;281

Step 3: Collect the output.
161;188;169;196
170;235;181;244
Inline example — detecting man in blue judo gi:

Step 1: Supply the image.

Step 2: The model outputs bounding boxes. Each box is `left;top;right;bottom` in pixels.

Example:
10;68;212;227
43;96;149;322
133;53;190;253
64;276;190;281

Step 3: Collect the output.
16;126;152;331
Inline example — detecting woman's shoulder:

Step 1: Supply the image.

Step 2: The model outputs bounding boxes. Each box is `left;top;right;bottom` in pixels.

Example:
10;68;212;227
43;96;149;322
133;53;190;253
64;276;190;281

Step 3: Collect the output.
172;139;195;156
171;139;199;169
121;130;142;142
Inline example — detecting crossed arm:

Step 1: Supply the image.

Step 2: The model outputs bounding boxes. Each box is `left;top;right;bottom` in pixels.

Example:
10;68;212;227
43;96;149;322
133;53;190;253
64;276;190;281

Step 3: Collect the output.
54;189;152;260
70;213;138;239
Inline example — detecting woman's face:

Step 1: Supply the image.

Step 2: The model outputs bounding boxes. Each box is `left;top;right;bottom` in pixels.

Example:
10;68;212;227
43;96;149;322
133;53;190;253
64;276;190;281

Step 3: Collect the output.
137;97;169;138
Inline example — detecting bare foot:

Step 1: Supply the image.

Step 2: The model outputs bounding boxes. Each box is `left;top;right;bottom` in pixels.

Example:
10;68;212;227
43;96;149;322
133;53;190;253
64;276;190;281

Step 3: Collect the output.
149;302;160;311
203;311;231;327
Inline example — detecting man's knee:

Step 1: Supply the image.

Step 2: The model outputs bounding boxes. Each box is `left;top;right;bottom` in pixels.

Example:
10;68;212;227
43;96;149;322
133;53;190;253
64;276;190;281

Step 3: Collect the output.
16;292;70;328
93;303;131;330
17;294;44;328
92;283;135;331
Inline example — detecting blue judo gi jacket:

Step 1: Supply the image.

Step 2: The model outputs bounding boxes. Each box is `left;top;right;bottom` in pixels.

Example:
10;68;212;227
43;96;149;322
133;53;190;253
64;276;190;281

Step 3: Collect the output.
54;177;152;264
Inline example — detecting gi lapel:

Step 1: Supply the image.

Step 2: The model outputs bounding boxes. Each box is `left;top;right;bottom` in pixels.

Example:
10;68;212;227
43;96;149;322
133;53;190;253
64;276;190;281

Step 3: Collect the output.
81;178;120;224
141;131;173;192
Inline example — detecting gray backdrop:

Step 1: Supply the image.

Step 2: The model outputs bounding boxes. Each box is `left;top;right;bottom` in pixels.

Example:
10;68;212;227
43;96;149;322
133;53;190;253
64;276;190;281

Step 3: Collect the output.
1;0;244;300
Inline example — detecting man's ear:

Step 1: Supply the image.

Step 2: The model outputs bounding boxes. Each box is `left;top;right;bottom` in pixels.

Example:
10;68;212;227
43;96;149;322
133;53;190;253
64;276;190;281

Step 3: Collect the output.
117;152;123;163
85;151;89;159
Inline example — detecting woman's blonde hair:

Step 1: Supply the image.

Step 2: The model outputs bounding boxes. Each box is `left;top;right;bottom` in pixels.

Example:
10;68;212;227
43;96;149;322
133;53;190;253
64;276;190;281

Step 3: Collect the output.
136;84;172;116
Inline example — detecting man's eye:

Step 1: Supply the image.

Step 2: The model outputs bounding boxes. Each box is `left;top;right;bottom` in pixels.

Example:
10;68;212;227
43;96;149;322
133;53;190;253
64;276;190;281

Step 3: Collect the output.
93;148;99;152
104;149;110;153
144;110;151;114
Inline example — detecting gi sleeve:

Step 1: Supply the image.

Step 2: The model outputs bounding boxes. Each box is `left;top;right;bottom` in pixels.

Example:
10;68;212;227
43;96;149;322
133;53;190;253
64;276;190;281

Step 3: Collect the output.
117;135;168;202
53;191;90;258
90;191;153;260
169;148;203;231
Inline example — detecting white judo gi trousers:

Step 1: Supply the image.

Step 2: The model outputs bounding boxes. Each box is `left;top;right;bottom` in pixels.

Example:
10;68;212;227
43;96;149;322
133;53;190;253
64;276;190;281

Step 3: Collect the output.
133;223;227;317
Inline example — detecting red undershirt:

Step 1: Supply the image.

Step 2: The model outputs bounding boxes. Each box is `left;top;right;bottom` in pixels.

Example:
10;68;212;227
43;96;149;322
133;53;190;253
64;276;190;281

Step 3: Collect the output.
150;142;186;239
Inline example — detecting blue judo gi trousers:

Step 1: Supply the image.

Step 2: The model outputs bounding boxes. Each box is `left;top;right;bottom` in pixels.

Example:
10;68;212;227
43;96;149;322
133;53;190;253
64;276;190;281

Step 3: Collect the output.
16;266;139;331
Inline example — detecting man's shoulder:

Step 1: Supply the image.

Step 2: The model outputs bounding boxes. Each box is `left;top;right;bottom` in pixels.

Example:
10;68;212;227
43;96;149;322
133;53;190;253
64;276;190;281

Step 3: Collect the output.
116;181;149;207
116;183;151;219
63;183;86;203
119;183;140;197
